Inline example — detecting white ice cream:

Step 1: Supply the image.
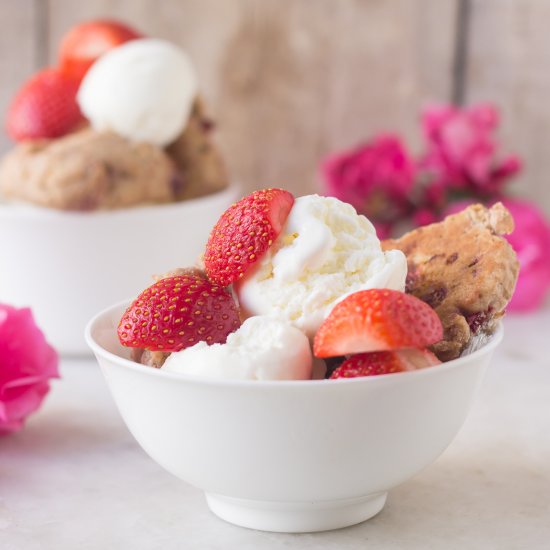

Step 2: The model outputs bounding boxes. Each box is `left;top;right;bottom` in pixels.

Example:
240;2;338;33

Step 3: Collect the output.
78;39;198;146
162;316;313;381
236;195;407;338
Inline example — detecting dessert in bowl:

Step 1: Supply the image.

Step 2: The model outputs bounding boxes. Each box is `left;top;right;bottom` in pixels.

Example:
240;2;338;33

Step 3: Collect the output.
0;21;235;353
87;302;502;533
87;189;518;532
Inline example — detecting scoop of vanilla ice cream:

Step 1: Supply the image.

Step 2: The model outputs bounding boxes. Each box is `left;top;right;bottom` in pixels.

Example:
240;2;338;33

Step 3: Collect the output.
162;316;312;381
78;39;198;146
236;195;407;338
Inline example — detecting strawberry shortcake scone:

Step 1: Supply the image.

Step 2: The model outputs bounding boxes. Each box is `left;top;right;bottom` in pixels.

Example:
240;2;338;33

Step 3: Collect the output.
117;189;519;380
0;20;227;210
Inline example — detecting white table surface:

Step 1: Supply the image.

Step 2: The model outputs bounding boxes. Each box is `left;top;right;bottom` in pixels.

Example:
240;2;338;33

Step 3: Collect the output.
2;310;550;550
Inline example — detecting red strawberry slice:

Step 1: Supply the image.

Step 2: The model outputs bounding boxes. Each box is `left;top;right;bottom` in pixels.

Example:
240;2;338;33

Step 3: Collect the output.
204;188;294;286
329;348;441;379
118;274;240;352
6;68;83;141
314;288;443;358
59;19;142;82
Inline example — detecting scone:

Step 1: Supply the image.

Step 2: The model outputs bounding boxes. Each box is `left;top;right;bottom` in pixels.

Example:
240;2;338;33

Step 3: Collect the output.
167;98;228;200
0;128;177;210
133;266;208;368
130;348;170;369
382;203;519;361
0;98;229;210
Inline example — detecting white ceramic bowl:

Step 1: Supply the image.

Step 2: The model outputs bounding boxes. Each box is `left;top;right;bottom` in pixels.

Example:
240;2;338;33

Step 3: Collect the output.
0;186;238;355
86;301;502;533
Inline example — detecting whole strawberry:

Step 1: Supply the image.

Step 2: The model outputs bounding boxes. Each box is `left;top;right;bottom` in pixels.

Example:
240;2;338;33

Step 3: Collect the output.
118;275;240;352
329;349;441;379
6;68;83;141
314;288;443;358
204;188;294;287
59;19;142;82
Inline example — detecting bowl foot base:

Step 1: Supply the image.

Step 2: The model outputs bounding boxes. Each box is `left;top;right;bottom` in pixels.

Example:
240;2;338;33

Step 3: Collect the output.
205;491;387;533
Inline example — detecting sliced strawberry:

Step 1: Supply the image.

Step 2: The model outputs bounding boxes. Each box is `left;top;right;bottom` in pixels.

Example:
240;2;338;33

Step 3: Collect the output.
314;288;443;358
6;68;83;141
329;348;441;379
118;274;240;352
59;19;142;82
204;188;294;286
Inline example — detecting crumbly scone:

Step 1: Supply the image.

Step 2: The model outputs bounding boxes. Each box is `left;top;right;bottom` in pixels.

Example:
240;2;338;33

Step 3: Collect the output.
166;97;228;200
130;348;170;369
0;97;227;211
0;128;177;210
382;203;519;361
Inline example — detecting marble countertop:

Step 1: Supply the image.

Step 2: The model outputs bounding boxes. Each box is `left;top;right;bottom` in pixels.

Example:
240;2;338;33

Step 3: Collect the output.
2;310;550;549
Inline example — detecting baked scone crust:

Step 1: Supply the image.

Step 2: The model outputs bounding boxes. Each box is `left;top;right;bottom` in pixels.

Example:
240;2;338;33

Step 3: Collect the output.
382;203;519;361
167;97;228;200
0;128;177;210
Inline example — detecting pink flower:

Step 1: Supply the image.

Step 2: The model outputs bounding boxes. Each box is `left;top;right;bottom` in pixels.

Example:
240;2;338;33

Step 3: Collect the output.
412;207;439;227
371;221;394;240
420;103;521;197
443;198;550;312
501;199;550;312
0;305;59;434
442;199;476;217
322;134;415;230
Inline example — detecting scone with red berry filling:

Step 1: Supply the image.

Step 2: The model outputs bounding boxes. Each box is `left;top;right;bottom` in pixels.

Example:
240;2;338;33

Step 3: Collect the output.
382;202;519;361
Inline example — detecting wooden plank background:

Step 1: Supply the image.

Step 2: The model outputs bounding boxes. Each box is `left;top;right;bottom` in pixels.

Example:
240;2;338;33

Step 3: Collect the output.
1;0;548;214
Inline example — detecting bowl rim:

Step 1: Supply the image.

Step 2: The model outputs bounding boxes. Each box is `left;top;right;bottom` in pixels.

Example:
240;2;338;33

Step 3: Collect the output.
85;299;504;389
0;185;240;220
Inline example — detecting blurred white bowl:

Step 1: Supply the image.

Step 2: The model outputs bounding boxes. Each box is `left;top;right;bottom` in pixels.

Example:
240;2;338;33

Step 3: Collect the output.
0;186;238;355
86;301;502;533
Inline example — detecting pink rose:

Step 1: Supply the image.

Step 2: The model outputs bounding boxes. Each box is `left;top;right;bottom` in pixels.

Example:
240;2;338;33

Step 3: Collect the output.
0;305;59;434
501;199;550;312
371;221;394;240
321;134;415;231
443;198;550;312
412;207;439;227
420;103;521;197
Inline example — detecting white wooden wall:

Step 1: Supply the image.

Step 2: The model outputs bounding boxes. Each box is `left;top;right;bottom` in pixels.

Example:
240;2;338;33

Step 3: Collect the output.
1;0;548;213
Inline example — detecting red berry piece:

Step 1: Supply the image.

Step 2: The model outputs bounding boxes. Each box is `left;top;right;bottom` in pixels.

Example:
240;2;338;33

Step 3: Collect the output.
314;289;443;358
118;275;241;352
204;188;294;286
59;19;142;82
329;348;441;379
6;68;83;141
